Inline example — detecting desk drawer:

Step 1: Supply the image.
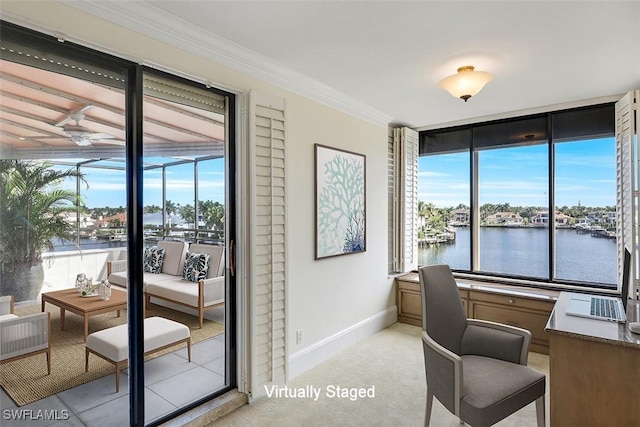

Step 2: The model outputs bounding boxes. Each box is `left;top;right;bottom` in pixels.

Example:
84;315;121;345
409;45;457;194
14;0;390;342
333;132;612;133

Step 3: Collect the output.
470;302;550;350
470;290;555;312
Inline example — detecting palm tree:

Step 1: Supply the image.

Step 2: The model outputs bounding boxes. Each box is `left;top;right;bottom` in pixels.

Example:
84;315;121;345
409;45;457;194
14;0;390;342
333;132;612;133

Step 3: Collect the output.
199;200;225;230
0;160;85;301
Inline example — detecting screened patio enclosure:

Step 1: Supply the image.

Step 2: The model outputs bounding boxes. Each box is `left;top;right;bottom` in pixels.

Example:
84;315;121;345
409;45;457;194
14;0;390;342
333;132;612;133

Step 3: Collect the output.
0;53;229;295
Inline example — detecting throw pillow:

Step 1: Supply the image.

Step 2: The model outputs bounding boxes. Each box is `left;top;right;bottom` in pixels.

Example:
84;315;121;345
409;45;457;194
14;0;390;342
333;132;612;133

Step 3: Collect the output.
183;252;210;282
143;246;165;274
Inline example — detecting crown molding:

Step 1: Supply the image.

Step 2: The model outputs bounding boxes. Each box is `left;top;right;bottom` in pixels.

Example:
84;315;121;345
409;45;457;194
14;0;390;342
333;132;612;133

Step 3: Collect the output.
54;0;392;127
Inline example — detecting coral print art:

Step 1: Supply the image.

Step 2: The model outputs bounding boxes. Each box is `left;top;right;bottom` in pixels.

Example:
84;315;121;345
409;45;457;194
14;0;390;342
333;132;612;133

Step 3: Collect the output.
315;144;366;259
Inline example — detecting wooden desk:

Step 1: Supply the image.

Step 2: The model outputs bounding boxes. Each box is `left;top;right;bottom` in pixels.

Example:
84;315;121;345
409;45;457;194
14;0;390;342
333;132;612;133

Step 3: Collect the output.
396;273;557;353
546;292;640;426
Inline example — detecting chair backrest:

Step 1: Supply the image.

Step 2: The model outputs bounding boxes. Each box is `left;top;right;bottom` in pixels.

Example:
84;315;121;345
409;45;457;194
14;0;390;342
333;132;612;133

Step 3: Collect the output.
418;264;467;355
0;296;14;316
189;243;225;278
157;240;188;275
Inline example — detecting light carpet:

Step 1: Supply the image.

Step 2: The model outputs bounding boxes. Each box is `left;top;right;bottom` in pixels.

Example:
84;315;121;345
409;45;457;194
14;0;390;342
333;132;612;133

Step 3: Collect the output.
214;322;550;427
1;302;224;406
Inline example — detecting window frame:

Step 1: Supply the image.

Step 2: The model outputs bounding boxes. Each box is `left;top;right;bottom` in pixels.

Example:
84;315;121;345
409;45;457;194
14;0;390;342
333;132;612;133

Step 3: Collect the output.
415;103;620;292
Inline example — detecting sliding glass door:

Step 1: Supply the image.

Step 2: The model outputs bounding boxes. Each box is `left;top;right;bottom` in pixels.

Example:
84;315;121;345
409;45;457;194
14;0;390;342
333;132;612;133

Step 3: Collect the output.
0;21;235;426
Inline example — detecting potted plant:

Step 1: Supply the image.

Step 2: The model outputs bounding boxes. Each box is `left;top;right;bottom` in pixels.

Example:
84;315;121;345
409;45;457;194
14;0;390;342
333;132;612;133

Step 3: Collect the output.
0;160;85;302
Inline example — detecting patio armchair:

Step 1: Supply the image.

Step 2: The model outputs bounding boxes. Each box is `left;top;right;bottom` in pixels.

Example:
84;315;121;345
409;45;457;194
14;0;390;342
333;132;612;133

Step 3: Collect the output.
0;295;51;374
419;265;545;427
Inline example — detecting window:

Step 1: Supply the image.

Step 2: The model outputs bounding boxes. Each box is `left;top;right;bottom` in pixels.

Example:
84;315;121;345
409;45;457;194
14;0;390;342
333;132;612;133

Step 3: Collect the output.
418;104;617;289
418;151;470;271
478;143;549;278
554;137;616;284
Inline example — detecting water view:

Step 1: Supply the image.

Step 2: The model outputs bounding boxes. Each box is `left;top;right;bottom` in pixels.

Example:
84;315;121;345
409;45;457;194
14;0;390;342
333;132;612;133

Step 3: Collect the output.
419;227;617;286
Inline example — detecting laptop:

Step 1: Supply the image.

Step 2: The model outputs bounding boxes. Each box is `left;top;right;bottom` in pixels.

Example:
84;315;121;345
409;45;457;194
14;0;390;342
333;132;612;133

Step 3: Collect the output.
564;246;631;323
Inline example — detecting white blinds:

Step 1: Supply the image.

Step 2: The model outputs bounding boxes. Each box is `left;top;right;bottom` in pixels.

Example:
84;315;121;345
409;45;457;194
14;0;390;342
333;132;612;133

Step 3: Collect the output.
248;91;287;400
388;128;397;273
615;90;639;299
390;127;418;273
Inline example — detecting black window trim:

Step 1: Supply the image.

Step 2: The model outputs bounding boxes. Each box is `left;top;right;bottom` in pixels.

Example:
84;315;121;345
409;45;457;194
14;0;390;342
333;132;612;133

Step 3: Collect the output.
418;102;617;293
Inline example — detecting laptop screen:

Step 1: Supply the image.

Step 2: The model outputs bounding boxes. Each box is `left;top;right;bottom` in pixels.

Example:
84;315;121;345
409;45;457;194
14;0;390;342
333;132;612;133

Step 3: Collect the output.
621;246;631;311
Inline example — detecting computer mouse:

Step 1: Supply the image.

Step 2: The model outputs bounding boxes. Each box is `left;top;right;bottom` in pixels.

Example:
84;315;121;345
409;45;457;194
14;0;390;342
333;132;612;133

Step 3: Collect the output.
628;322;640;334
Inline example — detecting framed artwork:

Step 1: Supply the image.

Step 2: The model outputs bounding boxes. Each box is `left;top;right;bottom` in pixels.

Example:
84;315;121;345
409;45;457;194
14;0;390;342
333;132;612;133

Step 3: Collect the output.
314;144;366;259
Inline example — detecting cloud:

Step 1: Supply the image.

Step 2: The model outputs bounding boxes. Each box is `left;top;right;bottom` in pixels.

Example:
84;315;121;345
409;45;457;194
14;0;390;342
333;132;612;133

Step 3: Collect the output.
418;170;449;178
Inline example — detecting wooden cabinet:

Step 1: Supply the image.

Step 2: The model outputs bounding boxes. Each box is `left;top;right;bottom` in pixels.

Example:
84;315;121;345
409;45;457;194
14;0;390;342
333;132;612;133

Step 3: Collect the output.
397;275;468;326
468;291;555;354
397;278;422;326
396;274;557;354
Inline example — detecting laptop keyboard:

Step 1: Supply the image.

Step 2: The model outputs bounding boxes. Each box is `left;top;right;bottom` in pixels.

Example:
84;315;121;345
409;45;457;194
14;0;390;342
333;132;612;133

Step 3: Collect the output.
590;298;621;320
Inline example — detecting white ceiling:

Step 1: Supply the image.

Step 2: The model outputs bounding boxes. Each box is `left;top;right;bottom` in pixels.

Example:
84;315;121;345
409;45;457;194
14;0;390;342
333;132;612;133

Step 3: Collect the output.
58;1;640;129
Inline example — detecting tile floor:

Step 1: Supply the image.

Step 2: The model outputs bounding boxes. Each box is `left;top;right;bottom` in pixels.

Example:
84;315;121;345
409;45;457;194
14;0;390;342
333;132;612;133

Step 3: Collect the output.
1;333;227;426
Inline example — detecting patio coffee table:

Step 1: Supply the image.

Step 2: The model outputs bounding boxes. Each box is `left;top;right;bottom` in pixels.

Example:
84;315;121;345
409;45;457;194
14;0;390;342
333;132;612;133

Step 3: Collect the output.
41;288;127;342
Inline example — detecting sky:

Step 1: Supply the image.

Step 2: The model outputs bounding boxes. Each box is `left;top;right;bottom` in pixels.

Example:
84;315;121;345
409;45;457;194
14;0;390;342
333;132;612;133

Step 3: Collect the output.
53;137;615;210
418;137;616;209
55;157;226;209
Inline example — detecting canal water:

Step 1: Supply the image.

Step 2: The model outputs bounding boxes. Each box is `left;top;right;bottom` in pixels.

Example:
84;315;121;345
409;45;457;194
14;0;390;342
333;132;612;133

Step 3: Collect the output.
419;227;617;286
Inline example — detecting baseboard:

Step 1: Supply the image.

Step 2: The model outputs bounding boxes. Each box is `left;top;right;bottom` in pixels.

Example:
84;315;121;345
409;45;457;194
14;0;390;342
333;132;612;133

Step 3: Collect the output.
288;306;398;379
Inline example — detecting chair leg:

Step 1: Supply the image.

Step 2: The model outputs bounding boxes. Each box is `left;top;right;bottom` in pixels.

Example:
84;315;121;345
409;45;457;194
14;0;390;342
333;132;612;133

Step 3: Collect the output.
85;348;90;372
535;395;545;427
144;294;150;317
46;351;51;375
425;390;433;427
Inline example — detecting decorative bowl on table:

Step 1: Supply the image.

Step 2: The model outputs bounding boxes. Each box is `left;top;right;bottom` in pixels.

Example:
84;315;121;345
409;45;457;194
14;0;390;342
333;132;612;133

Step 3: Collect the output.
81;279;96;297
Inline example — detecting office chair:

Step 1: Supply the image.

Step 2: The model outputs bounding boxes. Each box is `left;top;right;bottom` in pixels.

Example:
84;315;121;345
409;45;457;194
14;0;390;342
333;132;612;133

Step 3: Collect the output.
419;265;545;427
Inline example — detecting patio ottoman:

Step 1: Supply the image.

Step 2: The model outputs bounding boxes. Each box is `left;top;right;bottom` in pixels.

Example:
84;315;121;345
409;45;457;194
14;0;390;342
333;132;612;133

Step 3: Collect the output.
85;316;191;392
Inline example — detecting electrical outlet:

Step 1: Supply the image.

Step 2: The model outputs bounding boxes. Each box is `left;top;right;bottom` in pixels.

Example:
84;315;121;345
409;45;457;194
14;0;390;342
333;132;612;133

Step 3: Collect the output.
296;329;303;344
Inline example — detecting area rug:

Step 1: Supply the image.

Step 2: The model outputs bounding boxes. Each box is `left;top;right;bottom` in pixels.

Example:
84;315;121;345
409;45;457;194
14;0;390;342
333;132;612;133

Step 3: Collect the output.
1;302;224;406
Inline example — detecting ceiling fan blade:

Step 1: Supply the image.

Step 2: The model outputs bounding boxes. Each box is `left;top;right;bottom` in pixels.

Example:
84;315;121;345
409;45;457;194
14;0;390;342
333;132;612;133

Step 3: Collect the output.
85;132;116;140
29;135;67;139
96;139;125;146
54;104;94;127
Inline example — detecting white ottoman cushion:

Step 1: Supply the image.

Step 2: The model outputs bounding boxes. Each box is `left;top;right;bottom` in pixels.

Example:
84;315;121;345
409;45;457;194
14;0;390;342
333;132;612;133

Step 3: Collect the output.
86;317;190;363
86;323;128;362
143;317;190;353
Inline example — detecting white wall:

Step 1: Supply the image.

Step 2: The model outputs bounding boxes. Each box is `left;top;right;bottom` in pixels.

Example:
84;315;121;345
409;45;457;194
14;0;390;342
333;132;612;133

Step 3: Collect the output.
1;1;396;379
41;248;123;293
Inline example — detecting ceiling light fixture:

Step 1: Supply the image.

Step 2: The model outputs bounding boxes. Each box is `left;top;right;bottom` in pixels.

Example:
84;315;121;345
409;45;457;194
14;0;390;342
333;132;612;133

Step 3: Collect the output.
439;65;493;102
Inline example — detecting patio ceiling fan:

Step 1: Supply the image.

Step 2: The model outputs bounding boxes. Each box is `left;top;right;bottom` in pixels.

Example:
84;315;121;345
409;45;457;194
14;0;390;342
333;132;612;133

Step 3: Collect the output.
31;105;124;147
60;111;123;147
57;104;124;146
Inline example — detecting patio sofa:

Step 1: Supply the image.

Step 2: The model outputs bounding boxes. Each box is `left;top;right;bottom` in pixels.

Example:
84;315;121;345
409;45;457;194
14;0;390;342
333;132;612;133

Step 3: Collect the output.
107;240;225;328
